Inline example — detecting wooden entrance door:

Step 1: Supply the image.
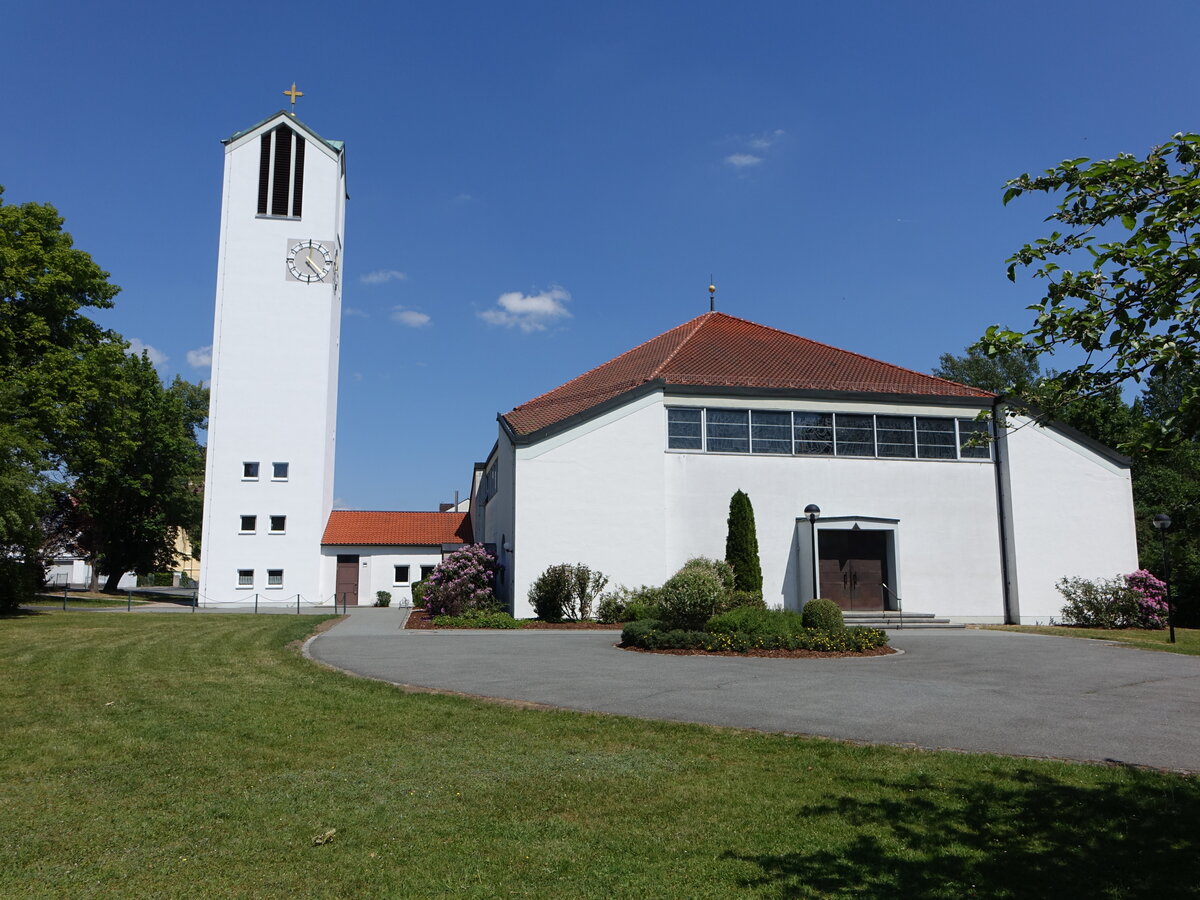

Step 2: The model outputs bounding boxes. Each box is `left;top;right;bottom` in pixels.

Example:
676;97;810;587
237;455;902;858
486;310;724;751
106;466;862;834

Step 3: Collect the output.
818;530;887;611
335;554;360;606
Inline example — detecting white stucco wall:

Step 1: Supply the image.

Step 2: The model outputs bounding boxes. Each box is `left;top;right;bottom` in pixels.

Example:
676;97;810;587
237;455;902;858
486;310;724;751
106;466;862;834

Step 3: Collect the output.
1002;416;1139;623
199;115;346;606
319;546;446;606
497;392;1008;620
490;392;1138;623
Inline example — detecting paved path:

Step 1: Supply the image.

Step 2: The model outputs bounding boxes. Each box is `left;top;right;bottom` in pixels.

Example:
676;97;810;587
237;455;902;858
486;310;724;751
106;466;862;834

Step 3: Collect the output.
307;610;1200;772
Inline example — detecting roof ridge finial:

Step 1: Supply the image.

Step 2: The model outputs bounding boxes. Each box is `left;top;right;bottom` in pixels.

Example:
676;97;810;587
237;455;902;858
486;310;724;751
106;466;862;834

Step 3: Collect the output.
708;276;716;312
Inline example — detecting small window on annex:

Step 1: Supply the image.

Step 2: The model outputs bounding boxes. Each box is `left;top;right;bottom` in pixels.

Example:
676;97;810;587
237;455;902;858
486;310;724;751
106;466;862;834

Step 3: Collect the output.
272;462;289;480
269;515;286;533
394;565;411;584
237;569;254;587
267;569;283;587
243;461;260;479
240;515;257;533
420;565;435;581
666;408;703;450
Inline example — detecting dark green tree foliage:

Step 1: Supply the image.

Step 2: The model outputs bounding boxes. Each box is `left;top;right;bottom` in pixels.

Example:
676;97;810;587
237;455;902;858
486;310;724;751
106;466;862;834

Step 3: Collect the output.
0;188;120;608
932;346;1041;397
724;490;762;594
982;134;1200;448
62;349;206;592
0;188;206;601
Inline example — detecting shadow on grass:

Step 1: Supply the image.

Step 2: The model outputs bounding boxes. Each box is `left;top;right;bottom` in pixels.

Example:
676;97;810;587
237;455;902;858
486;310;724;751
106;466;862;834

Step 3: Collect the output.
725;766;1200;898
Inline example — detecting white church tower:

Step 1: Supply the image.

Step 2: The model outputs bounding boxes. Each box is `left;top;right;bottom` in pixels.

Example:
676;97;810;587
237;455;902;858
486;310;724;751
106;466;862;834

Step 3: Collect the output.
199;94;346;606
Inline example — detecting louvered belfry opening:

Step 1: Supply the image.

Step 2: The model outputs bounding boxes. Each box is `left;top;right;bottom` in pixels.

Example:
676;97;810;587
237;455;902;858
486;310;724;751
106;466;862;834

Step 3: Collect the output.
256;124;306;218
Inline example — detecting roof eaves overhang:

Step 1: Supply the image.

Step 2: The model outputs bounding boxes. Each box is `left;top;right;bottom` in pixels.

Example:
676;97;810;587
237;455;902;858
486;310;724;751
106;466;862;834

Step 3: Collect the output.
503;380;667;446
504;380;1000;447
662;383;996;408
993;397;1132;468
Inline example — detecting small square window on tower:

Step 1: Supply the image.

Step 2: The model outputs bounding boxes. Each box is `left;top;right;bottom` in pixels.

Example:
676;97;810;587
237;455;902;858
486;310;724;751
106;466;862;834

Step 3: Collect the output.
272;462;289;480
243;461;260;479
269;515;286;533
237;569;254;587
240;515;257;533
267;569;284;587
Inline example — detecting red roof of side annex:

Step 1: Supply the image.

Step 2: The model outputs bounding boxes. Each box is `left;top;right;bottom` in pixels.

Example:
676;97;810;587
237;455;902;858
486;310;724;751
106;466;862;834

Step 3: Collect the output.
321;511;473;546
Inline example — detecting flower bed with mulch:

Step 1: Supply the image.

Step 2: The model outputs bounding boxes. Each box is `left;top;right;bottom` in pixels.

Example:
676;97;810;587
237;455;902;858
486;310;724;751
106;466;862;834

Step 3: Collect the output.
621;645;897;659
404;608;621;630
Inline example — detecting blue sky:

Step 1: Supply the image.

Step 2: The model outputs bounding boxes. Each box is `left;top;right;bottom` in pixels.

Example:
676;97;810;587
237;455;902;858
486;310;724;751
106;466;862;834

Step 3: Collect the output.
6;1;1197;510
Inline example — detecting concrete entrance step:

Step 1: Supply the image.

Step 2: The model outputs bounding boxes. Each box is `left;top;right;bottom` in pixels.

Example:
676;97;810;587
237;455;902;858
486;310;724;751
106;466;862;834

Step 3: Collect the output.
842;610;966;630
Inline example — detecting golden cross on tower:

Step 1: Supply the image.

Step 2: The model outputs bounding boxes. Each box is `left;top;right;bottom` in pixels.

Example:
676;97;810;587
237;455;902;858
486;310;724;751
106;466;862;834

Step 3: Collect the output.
283;82;304;115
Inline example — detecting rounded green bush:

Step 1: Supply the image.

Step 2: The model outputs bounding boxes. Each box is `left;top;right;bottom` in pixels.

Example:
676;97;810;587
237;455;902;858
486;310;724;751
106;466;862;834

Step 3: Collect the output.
801;597;844;631
658;568;725;630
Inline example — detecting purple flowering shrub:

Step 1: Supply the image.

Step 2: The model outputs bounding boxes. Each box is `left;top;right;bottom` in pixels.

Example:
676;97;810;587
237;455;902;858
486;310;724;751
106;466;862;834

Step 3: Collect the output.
1057;570;1168;629
1124;569;1169;629
423;544;498;617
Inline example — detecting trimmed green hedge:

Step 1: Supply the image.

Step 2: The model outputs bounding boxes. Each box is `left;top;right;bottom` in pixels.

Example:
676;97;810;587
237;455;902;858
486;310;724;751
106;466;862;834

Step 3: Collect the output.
430;611;520;629
621;618;888;653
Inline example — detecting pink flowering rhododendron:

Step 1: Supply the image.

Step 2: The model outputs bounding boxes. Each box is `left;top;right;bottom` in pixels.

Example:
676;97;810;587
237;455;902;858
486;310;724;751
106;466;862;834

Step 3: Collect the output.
423;544;498;617
1124;569;1169;629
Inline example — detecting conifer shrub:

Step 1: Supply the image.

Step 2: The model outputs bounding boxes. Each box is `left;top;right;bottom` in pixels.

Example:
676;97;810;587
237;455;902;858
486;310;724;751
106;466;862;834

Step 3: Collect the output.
658;568;725;630
801;597;844;632
725;489;763;594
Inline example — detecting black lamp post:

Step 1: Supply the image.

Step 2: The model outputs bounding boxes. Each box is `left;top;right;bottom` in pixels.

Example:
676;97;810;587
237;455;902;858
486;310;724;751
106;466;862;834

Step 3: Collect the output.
804;504;821;601
1152;513;1175;644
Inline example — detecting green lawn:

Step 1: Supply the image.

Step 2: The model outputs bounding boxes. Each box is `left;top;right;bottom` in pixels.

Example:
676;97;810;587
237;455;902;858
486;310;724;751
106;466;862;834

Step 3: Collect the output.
981;624;1200;656
2;614;1197;899
26;592;155;608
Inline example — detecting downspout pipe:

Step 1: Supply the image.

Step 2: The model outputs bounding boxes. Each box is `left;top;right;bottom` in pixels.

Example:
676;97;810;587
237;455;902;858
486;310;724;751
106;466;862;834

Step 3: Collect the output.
991;397;1021;624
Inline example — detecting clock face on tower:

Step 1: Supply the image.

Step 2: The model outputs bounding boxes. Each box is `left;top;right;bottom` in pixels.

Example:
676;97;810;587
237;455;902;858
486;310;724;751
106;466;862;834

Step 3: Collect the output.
286;239;334;283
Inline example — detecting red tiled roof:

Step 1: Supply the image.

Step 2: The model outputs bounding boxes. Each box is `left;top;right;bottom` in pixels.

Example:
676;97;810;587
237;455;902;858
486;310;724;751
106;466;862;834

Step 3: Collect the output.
321;511;473;546
502;312;994;436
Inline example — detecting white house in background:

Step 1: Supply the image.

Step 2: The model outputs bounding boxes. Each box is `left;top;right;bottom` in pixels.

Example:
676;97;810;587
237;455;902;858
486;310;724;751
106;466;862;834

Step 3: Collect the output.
198;109;347;606
472;311;1139;624
319;511;472;606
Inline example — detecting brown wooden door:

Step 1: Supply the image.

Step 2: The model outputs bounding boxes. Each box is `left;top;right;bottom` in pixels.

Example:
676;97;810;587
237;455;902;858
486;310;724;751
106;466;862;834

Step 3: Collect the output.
818;530;887;611
335;555;360;606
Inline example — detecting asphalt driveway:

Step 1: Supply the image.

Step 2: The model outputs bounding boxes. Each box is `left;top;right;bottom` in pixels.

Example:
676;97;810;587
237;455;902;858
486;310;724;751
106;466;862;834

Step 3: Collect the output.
307;610;1200;772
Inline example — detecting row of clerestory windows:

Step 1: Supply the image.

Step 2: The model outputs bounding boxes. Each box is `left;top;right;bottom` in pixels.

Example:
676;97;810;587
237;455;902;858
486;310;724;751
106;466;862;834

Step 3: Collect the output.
666;408;992;461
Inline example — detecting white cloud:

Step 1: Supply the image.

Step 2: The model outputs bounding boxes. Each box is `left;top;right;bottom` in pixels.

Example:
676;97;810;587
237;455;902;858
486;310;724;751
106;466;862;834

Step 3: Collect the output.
725;153;763;169
343;307;369;318
360;269;408;285
748;129;785;150
186;345;212;369
479;286;571;333
332;497;355;510
127;338;168;369
453;192;474;204
391;306;431;328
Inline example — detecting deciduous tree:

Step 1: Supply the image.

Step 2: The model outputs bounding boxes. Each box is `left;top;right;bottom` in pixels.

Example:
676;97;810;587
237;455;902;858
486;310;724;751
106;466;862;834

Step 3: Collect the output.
981;134;1200;448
